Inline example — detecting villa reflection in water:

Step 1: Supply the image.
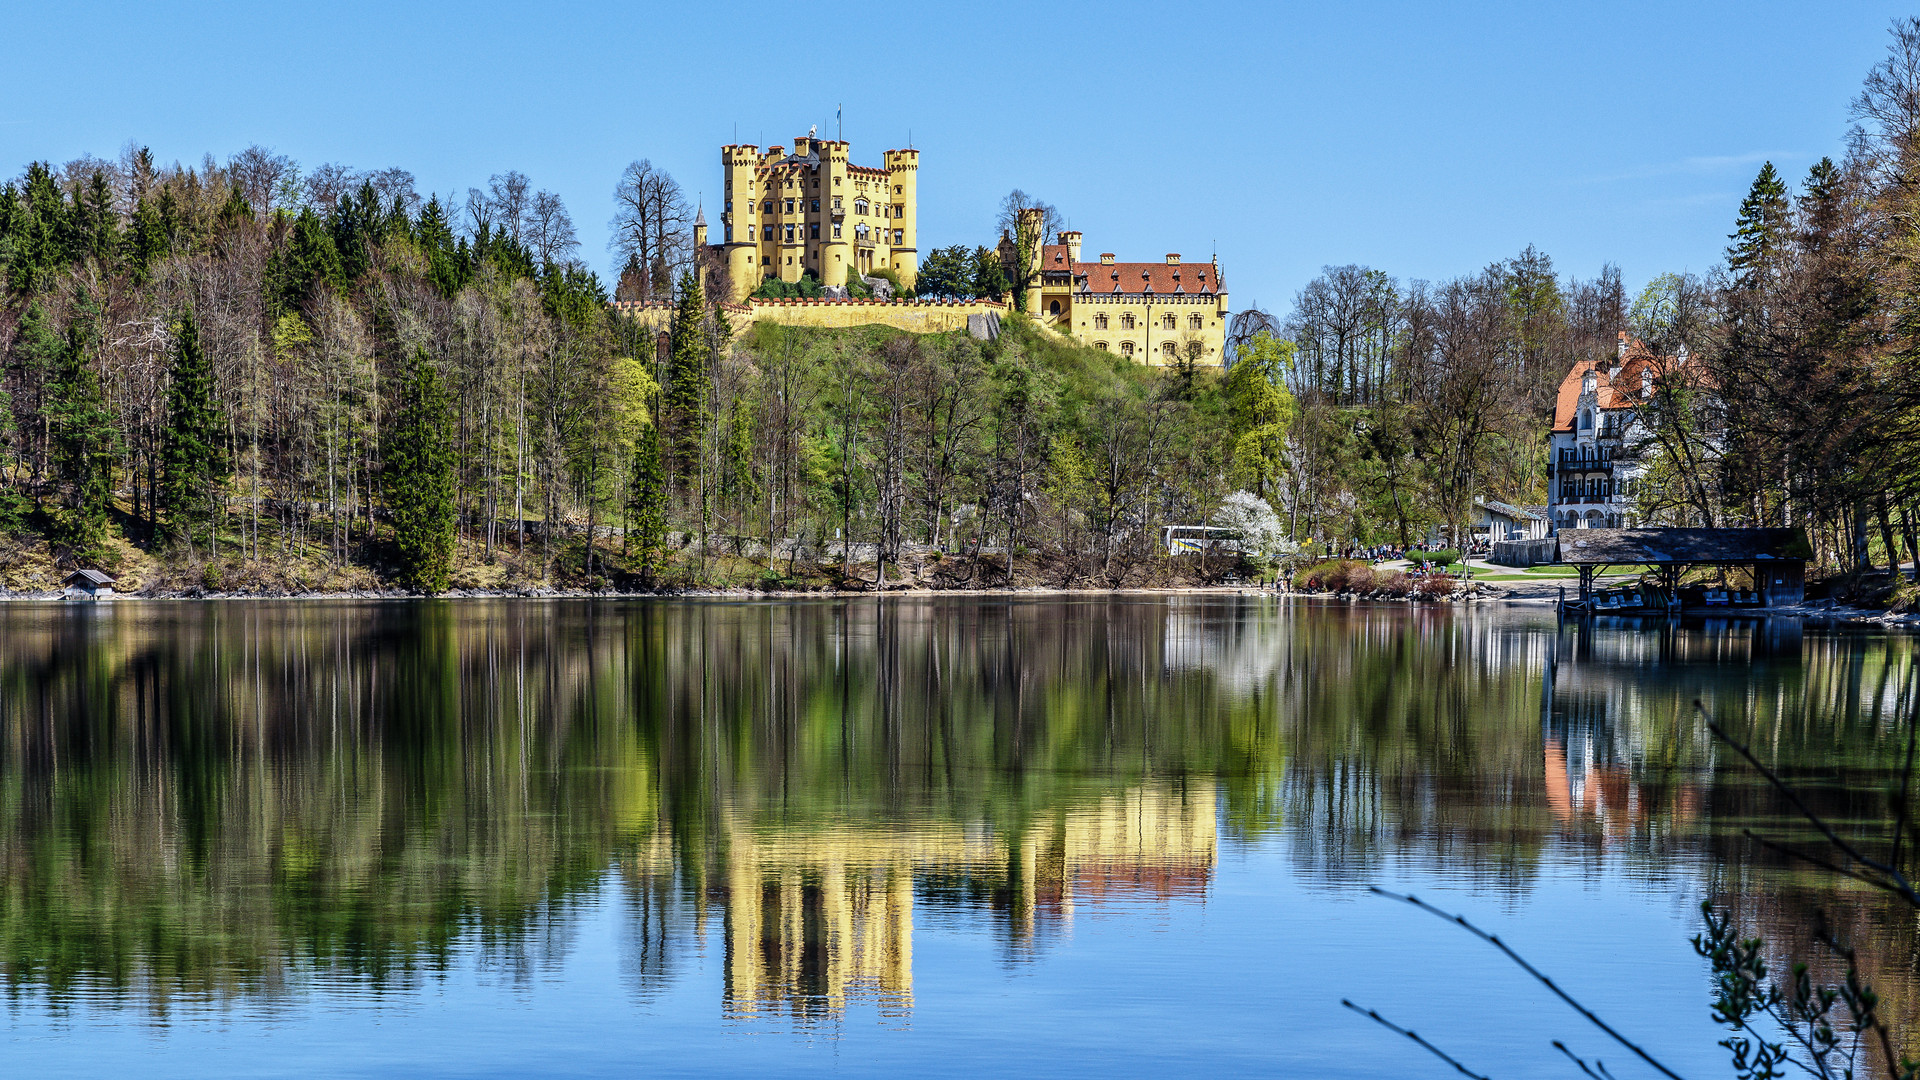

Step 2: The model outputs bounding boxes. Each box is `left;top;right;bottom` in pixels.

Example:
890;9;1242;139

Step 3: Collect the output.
2;597;1916;1039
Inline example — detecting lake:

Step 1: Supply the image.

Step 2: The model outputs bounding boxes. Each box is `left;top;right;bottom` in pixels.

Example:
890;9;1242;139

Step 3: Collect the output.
0;597;1912;1077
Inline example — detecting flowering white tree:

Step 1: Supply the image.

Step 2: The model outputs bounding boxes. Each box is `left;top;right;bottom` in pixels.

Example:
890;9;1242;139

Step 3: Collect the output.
1214;491;1295;560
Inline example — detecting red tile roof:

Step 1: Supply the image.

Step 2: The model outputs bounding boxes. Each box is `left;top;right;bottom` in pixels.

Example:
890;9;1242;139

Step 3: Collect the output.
1038;246;1220;294
1550;334;1701;431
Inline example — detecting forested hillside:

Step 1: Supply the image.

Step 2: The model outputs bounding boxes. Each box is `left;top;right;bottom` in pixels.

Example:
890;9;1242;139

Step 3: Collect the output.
0;148;1260;594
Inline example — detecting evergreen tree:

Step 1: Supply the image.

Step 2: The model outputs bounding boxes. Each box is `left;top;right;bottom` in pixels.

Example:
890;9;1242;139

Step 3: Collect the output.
627;407;666;583
969;245;1008;299
663;271;711;486
160;310;227;553
1727;162;1790;287
722;395;758;510
46;295;118;553
264;208;344;317
126;196;169;283
385;352;457;594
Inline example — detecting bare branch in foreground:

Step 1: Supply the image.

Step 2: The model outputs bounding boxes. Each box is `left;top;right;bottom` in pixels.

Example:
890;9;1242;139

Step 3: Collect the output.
1370;888;1685;1080
1340;998;1492;1079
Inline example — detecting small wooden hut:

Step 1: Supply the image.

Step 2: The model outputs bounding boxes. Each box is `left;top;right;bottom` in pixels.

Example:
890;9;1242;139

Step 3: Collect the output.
63;569;117;600
1555;528;1809;610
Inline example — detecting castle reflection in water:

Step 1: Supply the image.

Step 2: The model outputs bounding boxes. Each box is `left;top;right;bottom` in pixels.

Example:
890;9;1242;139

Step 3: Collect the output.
622;782;1217;1023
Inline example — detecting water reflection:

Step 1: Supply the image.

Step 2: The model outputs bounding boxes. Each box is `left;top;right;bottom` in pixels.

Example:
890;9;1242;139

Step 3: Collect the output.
0;598;1916;1056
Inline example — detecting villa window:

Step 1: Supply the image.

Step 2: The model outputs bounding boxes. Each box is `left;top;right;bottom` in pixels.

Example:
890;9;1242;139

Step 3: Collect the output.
1095;314;1108;330
1121;342;1135;357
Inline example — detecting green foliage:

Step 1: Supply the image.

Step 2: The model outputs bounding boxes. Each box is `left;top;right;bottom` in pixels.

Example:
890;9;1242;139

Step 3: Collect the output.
385;354;456;594
627;407;667;582
46;295;118;553
752;274;825;299
1405;548;1460;567
1694;901;1918;1080
1223;332;1298;497
1728;161;1790;287
160;309;228;550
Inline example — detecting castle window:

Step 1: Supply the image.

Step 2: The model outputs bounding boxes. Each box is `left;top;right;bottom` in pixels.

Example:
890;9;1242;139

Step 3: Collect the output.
1094;341;1109;351
810;223;819;239
724;227;731;242
1187;341;1202;360
1121;314;1136;330
833;224;841;239
1162;314;1176;330
1188;313;1203;330
762;255;770;265
893;230;902;244
1162;342;1177;359
1120;342;1135;357
763;226;773;240
812;199;820;211
855;198;869;216
1048;300;1060;315
1095;314;1108;330
725;200;732;212
785;226;794;241
785;199;795;213
763;202;772;214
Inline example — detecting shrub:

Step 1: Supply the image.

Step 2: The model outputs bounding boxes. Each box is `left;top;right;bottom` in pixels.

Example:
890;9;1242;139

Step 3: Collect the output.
1293;559;1368;592
1413;573;1457;599
1406;548;1461;567
1372;570;1410;597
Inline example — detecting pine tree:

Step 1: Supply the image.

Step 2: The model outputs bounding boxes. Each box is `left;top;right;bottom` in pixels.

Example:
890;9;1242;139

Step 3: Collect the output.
1727;162;1790;287
385;352;456;594
160;309;226;554
627;407;666;583
663;271;711;488
46;294;118;553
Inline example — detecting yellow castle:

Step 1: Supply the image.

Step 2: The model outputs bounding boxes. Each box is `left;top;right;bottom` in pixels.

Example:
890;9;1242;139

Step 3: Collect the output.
709;134;919;301
1003;209;1230;367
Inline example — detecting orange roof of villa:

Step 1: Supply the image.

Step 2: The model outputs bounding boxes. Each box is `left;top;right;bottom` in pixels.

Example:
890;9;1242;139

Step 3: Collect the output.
1551;334;1677;432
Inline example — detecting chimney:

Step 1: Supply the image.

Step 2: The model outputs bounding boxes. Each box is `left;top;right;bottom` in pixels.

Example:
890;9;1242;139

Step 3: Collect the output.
1099;253;1115;265
1165;253;1181;265
1616;331;1628;359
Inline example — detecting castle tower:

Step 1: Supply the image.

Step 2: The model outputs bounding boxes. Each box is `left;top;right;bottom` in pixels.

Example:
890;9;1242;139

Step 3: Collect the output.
884;148;919;288
818;140;851;290
1060;230;1083;265
1017;207;1045;313
721;144;762;303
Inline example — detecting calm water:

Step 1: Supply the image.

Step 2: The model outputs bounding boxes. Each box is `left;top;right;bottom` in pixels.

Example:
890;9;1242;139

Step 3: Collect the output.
0;597;1914;1077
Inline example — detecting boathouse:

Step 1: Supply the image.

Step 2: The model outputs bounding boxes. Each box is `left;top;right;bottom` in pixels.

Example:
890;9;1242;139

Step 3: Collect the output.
62;569;116;600
1555;528;1809;609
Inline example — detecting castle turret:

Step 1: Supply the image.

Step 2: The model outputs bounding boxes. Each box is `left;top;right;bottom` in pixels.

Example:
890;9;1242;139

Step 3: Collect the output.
884;148;919;288
1017;207;1044;313
818;140;850;290
722;144;762;303
1060;230;1082;265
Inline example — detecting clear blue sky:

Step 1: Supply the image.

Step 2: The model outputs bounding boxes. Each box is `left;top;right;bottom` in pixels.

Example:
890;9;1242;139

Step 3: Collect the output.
2;1;1907;314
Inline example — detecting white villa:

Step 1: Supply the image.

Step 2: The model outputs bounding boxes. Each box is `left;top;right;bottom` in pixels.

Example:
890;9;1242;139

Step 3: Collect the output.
1546;333;1684;533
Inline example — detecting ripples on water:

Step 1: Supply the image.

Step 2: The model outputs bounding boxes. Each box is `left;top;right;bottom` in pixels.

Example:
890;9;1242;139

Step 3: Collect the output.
0;597;1914;1076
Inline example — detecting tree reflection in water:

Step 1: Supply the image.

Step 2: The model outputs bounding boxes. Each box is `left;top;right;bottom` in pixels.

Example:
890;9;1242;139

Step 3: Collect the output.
0;598;1913;1042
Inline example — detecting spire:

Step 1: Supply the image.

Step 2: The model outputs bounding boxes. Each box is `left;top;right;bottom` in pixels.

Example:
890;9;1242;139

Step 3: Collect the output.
695;202;706;228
